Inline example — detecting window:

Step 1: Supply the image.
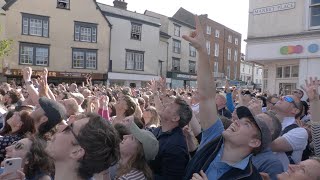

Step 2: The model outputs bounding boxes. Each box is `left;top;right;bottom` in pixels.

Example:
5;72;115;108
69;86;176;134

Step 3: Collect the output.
214;43;219;57
214;62;219;72
189;61;196;73
22;14;49;37
189;45;196;57
228;35;232;43
227;66;230;78
276;65;299;78
57;0;70;9
235;38;239;45
131;23;142;40
206;41;210;55
256;79;258;84
75;22;97;43
172;58;180;71
292;65;299;77
263;80;268;90
215;30;220;38
206;26;211;35
279;83;297;96
72;49;97;69
125;50;144;71
173;39;181;54
174;24;180;37
242;67;245;72
234;50;238;62
227;48;231;60
310;0;320;27
20;43;49;66
256;69;259;75
234;66;237;80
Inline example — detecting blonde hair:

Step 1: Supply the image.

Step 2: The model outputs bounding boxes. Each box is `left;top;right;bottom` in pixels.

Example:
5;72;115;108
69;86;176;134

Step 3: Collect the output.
144;106;160;127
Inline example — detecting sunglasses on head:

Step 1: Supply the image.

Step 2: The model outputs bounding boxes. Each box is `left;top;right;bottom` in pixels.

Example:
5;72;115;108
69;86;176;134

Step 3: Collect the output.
11;141;24;150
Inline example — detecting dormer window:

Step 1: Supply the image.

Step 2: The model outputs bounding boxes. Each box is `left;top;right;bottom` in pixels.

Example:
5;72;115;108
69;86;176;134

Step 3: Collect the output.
57;0;70;9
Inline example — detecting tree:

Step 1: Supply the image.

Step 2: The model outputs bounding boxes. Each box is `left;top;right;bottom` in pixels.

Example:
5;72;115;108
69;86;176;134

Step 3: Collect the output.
0;25;12;58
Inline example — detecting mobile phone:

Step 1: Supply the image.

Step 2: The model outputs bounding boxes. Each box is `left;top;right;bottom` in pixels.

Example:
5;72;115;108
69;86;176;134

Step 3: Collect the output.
3;158;22;179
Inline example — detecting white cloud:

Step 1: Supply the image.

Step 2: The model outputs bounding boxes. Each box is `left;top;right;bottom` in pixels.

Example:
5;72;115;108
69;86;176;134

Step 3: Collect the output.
97;0;249;52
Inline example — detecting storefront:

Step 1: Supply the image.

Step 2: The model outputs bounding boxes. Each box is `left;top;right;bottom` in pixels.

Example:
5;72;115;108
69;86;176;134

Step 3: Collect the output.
3;68;106;85
108;72;160;88
247;38;320;95
166;72;197;89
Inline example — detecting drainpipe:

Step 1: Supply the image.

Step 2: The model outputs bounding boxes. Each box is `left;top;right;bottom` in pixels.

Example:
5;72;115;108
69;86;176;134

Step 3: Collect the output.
107;25;112;86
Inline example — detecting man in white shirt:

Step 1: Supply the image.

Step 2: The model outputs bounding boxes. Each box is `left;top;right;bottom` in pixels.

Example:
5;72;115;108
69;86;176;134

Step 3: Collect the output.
271;95;308;171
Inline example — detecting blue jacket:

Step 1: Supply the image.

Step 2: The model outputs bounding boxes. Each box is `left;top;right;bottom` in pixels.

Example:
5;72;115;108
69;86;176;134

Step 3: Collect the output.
184;136;262;180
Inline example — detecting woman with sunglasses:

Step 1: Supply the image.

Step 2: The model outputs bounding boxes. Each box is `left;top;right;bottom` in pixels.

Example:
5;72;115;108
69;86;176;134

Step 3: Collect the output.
0;110;35;162
0;135;54;180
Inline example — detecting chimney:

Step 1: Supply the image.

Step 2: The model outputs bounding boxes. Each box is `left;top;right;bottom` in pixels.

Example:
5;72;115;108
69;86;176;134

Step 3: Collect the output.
113;0;127;10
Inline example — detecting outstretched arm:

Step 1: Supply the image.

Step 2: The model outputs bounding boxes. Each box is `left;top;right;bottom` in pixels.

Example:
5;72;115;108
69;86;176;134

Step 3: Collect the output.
183;16;217;130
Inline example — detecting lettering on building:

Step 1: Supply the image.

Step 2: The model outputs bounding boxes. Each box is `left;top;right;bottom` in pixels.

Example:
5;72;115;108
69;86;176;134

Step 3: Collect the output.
253;2;295;15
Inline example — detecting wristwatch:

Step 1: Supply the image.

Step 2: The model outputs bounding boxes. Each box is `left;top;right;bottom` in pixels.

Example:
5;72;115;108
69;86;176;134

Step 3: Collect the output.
25;80;33;86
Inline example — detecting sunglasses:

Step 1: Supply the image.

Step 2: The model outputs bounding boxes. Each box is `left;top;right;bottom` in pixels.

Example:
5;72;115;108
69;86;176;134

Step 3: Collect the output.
62;123;81;145
282;96;299;109
11;141;24;150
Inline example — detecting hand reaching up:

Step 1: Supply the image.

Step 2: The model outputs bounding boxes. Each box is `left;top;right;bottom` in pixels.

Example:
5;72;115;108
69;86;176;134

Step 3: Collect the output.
182;16;206;51
301;77;320;102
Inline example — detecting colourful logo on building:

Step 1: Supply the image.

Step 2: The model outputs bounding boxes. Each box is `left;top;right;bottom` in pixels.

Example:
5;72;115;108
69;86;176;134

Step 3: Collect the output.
280;45;303;55
308;44;319;53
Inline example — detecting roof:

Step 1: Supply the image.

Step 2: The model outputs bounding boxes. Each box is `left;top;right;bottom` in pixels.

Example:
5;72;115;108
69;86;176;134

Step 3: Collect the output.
160;31;171;39
1;0;112;27
171;7;195;29
98;2;161;27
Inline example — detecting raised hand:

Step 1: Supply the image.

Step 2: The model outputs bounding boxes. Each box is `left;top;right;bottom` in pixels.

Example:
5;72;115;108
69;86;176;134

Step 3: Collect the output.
182;16;206;51
301;77;320;102
147;79;158;93
225;80;231;93
23;67;32;82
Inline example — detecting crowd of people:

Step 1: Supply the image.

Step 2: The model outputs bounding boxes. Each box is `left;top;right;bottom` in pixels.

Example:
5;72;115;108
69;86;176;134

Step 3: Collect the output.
0;15;319;180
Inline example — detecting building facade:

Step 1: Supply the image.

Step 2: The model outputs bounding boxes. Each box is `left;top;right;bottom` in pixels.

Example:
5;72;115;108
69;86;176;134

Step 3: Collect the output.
240;59;253;84
98;1;163;88
247;0;320;95
199;15;242;85
1;0;111;84
145;8;198;88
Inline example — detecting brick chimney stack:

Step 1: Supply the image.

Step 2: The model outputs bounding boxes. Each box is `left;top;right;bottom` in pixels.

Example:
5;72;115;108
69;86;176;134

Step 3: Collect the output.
113;0;127;10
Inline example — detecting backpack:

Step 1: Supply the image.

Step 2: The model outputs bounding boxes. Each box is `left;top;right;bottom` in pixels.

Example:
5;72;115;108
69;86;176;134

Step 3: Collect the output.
281;124;299;164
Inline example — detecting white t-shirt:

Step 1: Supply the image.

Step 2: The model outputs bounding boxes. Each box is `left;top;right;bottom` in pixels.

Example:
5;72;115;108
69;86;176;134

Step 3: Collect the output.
275;117;308;171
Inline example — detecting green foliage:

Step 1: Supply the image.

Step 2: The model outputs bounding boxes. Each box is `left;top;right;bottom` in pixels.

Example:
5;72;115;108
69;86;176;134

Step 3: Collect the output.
0;26;12;58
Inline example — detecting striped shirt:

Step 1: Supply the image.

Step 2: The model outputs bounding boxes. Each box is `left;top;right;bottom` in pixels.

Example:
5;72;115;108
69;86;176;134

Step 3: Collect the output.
117;169;146;180
312;121;320;156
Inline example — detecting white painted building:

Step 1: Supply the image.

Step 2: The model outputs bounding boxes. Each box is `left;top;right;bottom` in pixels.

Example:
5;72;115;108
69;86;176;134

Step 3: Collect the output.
98;1;162;87
247;0;320;95
240;60;253;84
145;8;198;88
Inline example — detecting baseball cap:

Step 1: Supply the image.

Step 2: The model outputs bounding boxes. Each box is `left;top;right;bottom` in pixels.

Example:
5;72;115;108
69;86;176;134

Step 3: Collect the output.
39;97;66;134
128;121;159;161
69;93;85;105
236;106;272;153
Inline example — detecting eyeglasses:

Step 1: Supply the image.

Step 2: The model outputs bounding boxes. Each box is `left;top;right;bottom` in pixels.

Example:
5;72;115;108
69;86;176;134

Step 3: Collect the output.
11;141;24;150
282;96;299;109
62;123;81;145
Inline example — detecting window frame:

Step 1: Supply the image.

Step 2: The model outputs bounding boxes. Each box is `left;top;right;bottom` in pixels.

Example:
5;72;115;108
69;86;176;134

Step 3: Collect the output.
228;35;232;43
276;65;299;79
234;50;238;62
173;24;181;37
309;0;320;29
21;13;49;38
130;22;142;41
235;38;239;45
206;26;212;35
189;60;196;73
125;50;145;71
72;48;98;70
74;21;98;43
206;41;211;55
214;43;219;57
172;39;181;54
214;61;219;72
172;57;180;71
57;0;70;10
215;29;220;38
227;48;231;60
227;65;231;78
19;42;50;67
189;44;196;57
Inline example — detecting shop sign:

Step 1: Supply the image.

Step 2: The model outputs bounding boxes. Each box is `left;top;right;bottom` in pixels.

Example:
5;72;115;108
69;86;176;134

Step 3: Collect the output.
280;44;320;55
176;73;197;80
253;2;295;15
